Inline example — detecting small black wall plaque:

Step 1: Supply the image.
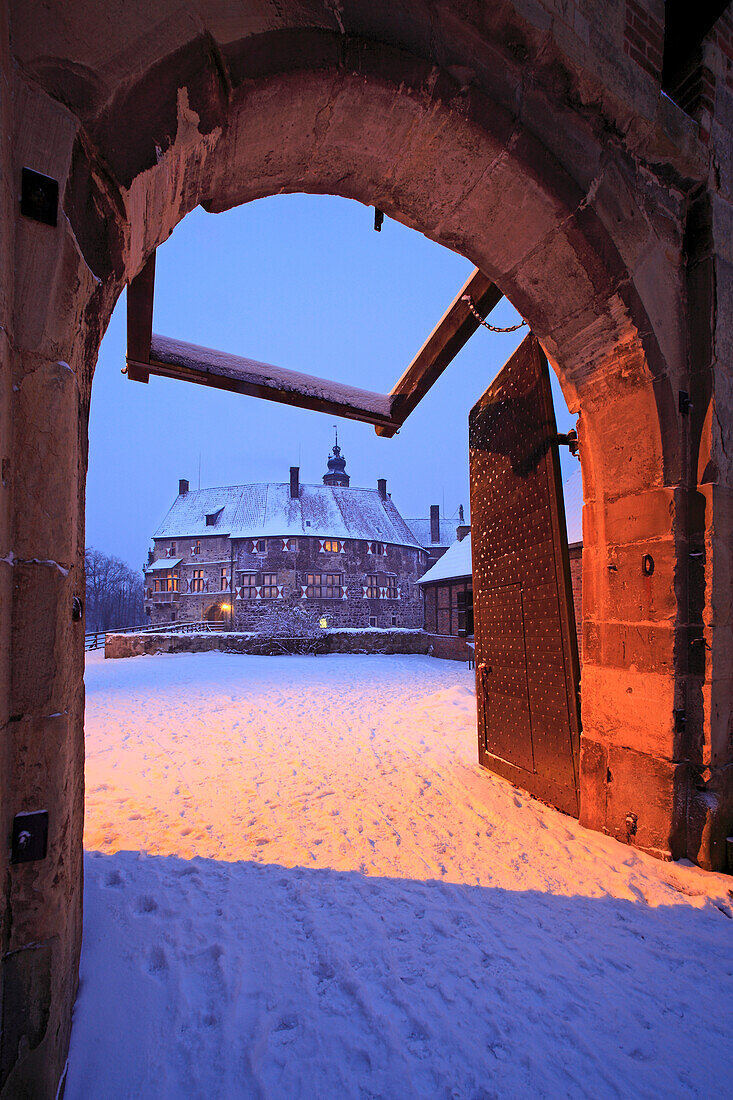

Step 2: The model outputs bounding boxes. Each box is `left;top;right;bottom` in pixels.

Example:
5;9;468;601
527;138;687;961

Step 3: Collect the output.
11;811;49;864
20;168;58;227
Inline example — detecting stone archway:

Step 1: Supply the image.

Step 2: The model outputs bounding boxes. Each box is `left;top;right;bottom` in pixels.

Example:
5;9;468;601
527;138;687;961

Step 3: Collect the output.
3;3;732;1095
205;602;228;624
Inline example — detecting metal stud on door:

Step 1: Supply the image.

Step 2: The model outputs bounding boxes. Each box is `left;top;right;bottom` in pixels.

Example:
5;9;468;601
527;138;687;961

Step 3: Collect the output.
469;334;581;817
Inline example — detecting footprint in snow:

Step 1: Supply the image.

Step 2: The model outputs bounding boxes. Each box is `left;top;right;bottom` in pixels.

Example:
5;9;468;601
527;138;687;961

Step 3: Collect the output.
147;946;167;975
135;895;158;914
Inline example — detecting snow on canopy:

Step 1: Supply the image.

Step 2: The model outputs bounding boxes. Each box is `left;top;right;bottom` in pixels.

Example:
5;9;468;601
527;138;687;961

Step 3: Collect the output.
153;482;422;549
417;471;583;586
145;557;182;571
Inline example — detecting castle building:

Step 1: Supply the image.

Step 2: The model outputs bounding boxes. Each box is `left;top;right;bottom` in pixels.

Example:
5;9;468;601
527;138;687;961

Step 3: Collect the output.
145;445;431;631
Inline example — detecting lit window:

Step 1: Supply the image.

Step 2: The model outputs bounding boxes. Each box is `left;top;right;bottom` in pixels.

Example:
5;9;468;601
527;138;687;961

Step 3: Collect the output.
322;539;341;553
366;574;379;598
237;573;257;599
191;569;204;593
220;568;229;591
306;573;343;598
260;573;279;599
192;540;201;556
153;570;178;593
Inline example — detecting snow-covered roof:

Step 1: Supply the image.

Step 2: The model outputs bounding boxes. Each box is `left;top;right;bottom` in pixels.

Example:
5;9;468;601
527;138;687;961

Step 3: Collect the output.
145;557;182;571
417;471;584;585
417;535;472;585
404;517;462;549
153;483;422;549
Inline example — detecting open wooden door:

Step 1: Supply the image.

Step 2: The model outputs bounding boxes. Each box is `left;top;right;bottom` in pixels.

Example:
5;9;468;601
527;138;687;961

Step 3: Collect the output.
469;334;581;817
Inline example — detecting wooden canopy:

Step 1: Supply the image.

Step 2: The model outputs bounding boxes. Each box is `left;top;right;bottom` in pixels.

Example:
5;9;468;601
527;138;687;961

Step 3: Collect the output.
125;252;504;435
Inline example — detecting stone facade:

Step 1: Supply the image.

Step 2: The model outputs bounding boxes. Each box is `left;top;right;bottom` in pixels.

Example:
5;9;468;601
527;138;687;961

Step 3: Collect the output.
4;2;733;1092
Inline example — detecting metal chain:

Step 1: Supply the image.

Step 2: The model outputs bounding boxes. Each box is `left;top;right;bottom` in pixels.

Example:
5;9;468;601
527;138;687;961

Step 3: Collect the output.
462;294;528;333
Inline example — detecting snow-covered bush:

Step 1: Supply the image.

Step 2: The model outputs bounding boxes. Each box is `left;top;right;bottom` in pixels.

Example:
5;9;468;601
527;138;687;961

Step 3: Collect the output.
248;603;324;655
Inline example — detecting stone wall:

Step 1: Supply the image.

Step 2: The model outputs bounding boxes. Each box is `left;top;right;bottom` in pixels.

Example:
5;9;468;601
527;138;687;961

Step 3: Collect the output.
106;628;430;659
425;634;474;663
147;532;426;631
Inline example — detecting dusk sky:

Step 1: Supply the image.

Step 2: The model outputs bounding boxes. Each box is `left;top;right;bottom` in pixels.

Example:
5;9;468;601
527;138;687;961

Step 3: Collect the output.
86;194;576;569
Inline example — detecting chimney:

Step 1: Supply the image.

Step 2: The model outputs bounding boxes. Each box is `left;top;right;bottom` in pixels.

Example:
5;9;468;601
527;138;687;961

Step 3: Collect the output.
458;504;465;522
378;478;387;500
179;479;189;495
290;466;300;499
430;504;441;544
457;524;471;542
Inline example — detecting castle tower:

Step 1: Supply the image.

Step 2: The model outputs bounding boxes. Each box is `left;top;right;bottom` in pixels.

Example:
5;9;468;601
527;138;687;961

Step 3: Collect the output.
322;429;350;487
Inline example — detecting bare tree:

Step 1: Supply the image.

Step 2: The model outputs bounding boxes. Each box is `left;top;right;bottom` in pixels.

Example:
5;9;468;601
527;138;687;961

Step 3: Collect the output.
85;548;145;632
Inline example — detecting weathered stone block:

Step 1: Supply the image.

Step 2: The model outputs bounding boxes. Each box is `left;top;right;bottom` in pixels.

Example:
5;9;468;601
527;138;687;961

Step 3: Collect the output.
580;736;689;860
581;664;677;760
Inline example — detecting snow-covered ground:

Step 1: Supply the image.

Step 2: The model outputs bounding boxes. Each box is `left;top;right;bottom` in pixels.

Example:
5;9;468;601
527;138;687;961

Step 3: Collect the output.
68;651;733;1099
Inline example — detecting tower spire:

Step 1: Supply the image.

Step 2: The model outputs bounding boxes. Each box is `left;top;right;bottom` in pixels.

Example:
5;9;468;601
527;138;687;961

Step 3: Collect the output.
323;429;350;488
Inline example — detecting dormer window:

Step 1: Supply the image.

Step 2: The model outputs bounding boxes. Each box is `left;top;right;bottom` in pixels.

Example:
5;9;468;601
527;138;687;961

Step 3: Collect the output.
206;507;224;526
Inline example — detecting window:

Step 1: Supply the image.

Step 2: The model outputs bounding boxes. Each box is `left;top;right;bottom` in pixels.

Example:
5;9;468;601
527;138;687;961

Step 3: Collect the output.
457;586;474;638
283;537;298;551
424;587;437;634
437;584;451;636
168;543;176;555
306;573;343;598
366;574;380;598
191;569;204;593
237;573;257;599
153;570;178;593
322;538;341;553
391;615;397;626
192;540;201;556
368;541;386;556
220;568;229;591
386;576;398;599
253;539;266;553
206;507;224;526
260;573;279;599
369;615;377;627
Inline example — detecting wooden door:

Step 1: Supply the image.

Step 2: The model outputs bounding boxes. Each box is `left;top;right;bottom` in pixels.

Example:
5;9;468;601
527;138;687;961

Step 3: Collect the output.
469;334;581;817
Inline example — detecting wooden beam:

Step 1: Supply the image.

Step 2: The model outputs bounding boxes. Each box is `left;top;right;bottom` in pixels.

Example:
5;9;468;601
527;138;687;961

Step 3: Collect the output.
375;268;502;437
124;253;503;434
125;252;156;382
130;334;399;429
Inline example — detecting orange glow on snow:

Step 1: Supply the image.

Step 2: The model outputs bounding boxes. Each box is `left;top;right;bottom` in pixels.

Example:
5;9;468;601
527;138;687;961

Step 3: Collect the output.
83;651;726;909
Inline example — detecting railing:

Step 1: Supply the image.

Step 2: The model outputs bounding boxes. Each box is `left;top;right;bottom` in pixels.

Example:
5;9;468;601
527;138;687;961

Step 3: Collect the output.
145;620;228;635
85;621;148;650
85;619;228;650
